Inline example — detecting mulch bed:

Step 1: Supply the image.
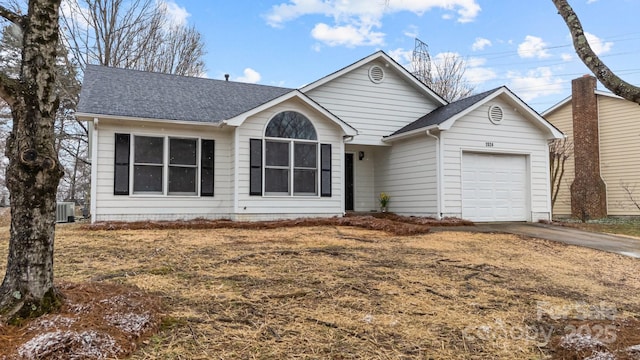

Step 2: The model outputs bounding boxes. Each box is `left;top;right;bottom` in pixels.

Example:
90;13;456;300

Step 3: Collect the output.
81;213;474;236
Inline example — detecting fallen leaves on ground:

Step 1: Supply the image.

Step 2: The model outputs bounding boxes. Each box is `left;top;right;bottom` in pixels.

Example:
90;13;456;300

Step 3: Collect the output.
0;214;639;359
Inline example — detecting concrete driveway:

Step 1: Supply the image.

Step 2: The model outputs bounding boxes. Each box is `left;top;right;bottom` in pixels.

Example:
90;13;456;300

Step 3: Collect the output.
436;222;640;258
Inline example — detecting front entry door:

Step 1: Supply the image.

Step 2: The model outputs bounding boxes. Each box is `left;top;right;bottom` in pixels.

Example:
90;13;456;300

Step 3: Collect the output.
345;153;354;211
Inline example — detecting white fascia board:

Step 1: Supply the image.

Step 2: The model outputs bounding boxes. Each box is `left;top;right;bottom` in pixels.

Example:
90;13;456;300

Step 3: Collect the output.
541;95;572;116
495;88;565;139
75;112;225;127
382;125;440;143
439;87;564;139
594;90;624;99
224;90;358;137
300;51;448;106
542;90;624;117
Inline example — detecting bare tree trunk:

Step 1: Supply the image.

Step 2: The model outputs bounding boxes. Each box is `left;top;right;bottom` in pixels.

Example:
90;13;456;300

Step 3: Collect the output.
0;0;64;322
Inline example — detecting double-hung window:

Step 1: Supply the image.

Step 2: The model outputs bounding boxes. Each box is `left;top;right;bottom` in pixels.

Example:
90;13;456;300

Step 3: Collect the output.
168;138;197;194
133;136;164;193
114;133;214;196
250;111;331;197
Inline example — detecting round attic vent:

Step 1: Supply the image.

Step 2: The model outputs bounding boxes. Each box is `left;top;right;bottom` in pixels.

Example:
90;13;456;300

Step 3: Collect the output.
368;65;385;83
488;105;504;124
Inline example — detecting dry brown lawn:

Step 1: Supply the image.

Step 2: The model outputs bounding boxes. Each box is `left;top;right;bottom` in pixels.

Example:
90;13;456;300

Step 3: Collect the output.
1;217;640;359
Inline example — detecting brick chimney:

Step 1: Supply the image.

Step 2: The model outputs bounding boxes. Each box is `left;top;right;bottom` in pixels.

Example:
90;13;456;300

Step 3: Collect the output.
570;75;607;220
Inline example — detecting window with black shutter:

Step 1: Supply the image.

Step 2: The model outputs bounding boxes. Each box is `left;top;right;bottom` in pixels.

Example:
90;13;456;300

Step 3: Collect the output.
114;133;130;195
200;140;215;196
113;134;215;197
320;144;331;197
250;139;262;195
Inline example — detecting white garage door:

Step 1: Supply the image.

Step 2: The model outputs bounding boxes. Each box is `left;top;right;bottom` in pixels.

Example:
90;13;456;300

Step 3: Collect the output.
462;153;528;222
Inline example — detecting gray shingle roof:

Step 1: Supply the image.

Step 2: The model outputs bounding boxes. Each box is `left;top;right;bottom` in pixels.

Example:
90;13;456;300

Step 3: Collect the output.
389;87;502;136
77;65;293;123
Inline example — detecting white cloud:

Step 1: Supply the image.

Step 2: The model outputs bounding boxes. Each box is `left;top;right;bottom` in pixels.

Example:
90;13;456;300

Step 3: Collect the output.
584;31;613;55
466;66;497;85
472;37;491;51
466;56;486;67
235;68;262;83
60;0;91;29
264;0;481;48
389;48;413;66
311;22;385;47
561;53;573;62
507;67;564;101
404;25;419;39
518;35;551;59
161;1;190;26
464;56;497;85
390;48;496;87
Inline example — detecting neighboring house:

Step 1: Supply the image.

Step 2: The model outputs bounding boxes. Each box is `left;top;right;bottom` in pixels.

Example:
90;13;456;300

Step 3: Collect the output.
543;75;640;218
76;51;563;223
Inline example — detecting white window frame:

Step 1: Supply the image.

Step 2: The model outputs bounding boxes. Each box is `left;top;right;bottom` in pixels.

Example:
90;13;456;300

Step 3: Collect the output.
168;137;199;196
130;134;202;197
263;137;319;197
132;135;165;195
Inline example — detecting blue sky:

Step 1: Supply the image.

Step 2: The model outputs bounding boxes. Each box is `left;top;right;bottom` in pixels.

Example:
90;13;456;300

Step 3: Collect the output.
166;0;640;112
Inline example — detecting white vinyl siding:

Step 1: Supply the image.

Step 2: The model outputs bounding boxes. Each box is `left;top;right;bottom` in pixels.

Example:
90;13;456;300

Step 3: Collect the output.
374;136;438;217
235;98;344;220
93;120;234;222
345;145;377;211
306;60;440;146
441;97;553;222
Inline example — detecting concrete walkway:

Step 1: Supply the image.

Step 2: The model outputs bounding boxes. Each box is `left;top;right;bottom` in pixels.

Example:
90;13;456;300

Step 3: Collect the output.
435;222;640;258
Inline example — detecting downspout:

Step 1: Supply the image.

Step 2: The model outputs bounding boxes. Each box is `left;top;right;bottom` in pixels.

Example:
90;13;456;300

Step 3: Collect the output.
233;127;240;218
426;129;442;220
90;118;99;223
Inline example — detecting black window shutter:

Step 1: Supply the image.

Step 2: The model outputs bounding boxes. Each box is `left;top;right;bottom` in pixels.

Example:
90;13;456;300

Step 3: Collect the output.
200;140;215;196
320;144;331;197
114;133;130;195
250;139;262;195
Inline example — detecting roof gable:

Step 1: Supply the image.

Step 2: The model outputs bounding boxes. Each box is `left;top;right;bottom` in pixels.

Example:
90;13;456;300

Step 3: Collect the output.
225;90;358;136
301;50;448;106
542;90;625;117
387;87;564;141
389;88;498;137
77;65;293;123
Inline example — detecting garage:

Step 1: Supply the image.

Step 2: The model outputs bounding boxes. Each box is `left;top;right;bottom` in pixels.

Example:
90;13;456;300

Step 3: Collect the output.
462;152;529;222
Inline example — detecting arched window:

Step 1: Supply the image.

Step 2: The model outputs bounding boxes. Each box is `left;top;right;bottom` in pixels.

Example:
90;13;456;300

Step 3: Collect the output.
265;111;318;140
265;111;318;196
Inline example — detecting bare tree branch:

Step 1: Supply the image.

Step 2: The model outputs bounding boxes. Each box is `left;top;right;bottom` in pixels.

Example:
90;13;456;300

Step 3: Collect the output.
552;0;640;104
621;183;640;212
61;0;205;76
411;39;474;102
549;138;573;211
0;5;25;28
0;71;18;105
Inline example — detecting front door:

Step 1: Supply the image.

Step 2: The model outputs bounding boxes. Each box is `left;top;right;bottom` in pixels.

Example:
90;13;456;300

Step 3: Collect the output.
345;153;354;211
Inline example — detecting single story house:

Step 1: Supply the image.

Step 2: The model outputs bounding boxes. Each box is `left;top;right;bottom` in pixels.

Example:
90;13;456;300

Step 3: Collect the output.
543;75;640;218
76;51;563;223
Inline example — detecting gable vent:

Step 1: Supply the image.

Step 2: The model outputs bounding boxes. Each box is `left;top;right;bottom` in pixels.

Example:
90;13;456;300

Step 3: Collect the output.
368;65;385;83
488;105;504;124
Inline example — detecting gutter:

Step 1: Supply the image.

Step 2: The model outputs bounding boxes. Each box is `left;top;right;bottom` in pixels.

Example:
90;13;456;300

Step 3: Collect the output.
76;113;226;128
